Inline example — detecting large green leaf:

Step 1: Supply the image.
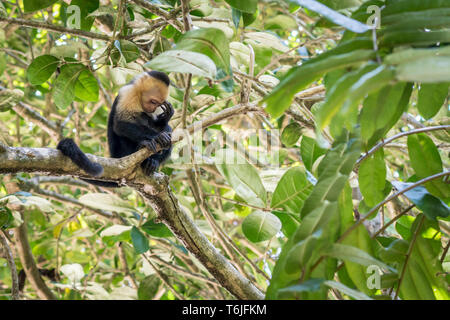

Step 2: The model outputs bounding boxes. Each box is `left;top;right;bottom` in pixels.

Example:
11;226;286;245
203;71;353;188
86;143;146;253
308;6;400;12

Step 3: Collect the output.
215;149;267;207
381;215;450;300
271;166;313;214
141;219;174;238
326;243;391;271
383;0;450;16
360;82;413;147
407;134;449;200
316;63;378;132
175;28;230;74
391;182;450;221
24;0;57;12
131;226;150;254
339;183;378;295
111;40;140;64
329;65;396;137
358;149;386;207
241;211;281;243
74;69;99;102
224;0;257;13
146;50;217;78
263;48;376;119
417;83;449;120
301;134;362;218
285;231;330;274
52;63;85;109
396;56;450;83
27;55;60;86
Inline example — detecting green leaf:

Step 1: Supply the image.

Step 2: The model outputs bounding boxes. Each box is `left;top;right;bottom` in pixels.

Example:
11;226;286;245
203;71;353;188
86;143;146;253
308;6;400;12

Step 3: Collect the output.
287;0;370;33
242;210;281;243
329;65;397;137
358;149;386;207
27;55;60;86
326;243;391;271
386;215;450;300
111;40;140;63
381;30;450;47
24;0;57;12
417;83;449;120
215;149;267;207
383;0;450;16
141;219;174;238
285;231;329;274
175;28;230;74
323;280;373;300
317;64;378;131
52;63;85;109
131;226;150;254
391;182;450;221
264;48;376;119
224;0;257;13
407;134;449;200
277;279;325;297
74;69;99;102
271;166;314;214
300;136;327;173
338;183;379;295
138;275;161;300
302;134;361;218
271;210;301;239
79;193;136;214
396;56;450;83
281;122;302;147
231;8;241;28
146;50;217;78
360;82;413;147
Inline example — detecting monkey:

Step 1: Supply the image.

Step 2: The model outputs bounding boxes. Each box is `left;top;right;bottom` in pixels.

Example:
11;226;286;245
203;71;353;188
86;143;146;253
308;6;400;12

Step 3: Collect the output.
57;71;174;187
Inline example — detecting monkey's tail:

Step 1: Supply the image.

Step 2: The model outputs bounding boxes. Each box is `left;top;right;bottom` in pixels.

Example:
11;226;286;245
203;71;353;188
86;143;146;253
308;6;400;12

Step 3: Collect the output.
57;138;104;177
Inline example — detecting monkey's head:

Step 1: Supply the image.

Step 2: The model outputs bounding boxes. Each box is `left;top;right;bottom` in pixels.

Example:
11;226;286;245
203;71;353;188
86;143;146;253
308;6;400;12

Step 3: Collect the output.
118;71;170;115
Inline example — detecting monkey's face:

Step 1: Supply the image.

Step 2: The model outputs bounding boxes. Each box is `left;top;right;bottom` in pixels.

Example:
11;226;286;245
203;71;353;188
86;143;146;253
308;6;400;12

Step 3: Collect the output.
141;90;165;114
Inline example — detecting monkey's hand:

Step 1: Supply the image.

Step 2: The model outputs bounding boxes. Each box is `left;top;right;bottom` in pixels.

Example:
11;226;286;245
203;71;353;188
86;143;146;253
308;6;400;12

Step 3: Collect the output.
142;158;159;175
139;139;158;152
157;102;174;122
155;132;172;149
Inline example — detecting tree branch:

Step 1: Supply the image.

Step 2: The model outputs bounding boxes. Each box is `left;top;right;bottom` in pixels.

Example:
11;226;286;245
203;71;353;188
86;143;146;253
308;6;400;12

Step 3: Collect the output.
0;230;20;300
0;16;111;41
0;145;264;299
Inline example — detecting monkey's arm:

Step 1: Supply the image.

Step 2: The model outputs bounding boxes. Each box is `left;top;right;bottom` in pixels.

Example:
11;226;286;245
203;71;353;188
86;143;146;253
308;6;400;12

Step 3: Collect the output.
114;120;157;142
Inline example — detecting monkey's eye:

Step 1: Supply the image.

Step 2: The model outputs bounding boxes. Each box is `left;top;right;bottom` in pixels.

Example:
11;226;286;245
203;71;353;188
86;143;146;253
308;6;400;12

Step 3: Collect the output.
149;99;159;105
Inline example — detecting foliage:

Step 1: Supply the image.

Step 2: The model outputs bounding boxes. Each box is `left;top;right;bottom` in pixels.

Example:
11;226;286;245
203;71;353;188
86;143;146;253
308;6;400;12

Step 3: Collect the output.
0;0;449;300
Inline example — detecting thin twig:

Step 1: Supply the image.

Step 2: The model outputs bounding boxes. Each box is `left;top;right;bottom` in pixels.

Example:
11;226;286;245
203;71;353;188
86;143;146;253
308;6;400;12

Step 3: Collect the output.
357;125;450;166
0;230;20;300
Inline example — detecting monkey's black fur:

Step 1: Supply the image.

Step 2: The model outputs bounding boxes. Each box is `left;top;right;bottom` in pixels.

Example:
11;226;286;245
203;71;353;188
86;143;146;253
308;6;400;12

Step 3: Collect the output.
57;71;174;187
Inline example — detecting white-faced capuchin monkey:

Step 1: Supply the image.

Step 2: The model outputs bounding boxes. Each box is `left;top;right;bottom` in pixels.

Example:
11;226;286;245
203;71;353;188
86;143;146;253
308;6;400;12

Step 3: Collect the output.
57;71;174;187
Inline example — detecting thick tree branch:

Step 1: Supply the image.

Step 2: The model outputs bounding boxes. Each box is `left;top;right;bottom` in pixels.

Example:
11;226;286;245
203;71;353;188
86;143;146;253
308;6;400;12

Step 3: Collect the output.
0;145;264;299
